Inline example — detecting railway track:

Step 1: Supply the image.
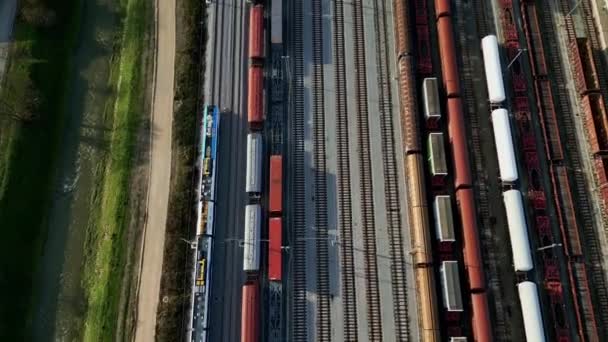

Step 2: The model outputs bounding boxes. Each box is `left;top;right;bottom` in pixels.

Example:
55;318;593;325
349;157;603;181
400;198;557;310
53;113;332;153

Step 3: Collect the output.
289;0;307;338
452;0;510;339
371;0;409;339
331;0;358;339
352;0;383;339
538;1;608;338
310;0;331;339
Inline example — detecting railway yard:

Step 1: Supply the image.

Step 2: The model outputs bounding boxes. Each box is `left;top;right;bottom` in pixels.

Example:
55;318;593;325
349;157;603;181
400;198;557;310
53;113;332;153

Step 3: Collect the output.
184;0;608;341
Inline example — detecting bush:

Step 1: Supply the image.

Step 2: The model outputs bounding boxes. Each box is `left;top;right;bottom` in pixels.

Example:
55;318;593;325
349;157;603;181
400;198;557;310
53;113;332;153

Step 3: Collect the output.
20;0;57;28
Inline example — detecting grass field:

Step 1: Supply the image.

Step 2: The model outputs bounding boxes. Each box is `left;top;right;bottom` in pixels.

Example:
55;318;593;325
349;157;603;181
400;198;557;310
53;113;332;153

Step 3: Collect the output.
155;0;204;339
81;0;151;340
0;1;83;338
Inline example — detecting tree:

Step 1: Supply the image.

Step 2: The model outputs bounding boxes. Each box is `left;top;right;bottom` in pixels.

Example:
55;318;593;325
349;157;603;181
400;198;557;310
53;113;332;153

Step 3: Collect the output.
0;76;41;123
20;1;56;28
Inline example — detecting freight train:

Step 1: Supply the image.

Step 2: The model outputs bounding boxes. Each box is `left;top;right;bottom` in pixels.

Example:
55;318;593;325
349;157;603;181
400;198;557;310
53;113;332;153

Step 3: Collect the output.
433;1;493;340
481;34;546;341
394;0;440;340
241;1;284;341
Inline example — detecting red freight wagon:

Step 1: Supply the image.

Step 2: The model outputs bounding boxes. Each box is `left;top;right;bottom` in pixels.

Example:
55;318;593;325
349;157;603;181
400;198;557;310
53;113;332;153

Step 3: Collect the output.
249;5;264;59
248;65;264;126
269;155;282;214
241;281;259;342
268;218;282;281
471;292;493;342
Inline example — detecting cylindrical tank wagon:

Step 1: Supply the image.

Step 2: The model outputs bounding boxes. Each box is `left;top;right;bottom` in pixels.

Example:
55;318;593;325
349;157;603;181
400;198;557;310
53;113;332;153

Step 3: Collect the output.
436;16;461;97
434;2;493;340
518;281;547;342
446;98;472;189
481;35;506;104
415;267;441;341
503;190;533;272
491;108;519;183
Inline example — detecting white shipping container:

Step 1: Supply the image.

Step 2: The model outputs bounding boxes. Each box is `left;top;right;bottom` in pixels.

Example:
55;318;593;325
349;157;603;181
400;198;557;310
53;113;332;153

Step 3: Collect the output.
243;204;261;272
481;35;506;104
205;202;215;236
492;108;518;183
503;190;533;272
246;133;263;193
517;281;547;342
433;195;456;242
423;78;441;121
271;0;282;44
439;261;464;312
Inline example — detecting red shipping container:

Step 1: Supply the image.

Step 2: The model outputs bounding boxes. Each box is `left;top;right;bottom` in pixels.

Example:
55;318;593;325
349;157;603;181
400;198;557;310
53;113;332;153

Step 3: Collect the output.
269;155;282;214
248;5;264;59
241;282;259;342
248;65;264;125
268;218;282;281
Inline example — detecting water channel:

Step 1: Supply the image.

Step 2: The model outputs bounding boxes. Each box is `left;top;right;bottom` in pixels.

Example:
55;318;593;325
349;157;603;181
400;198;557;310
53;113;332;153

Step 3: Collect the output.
32;0;121;340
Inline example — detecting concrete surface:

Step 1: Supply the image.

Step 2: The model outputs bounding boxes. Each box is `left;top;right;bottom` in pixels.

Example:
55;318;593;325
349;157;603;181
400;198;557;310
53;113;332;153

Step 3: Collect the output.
133;0;175;340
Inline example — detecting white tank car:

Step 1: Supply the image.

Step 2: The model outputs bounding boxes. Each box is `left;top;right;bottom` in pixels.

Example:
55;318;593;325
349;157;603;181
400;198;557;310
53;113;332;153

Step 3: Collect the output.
243;204;261;272
481;35;506;104
517;281;547;342
503;190;533;272
491;108;518;183
246;133;263;193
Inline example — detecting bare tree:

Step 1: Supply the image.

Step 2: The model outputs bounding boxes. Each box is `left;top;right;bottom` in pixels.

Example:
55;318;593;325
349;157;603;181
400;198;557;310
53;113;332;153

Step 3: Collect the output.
20;0;56;28
0;77;41;122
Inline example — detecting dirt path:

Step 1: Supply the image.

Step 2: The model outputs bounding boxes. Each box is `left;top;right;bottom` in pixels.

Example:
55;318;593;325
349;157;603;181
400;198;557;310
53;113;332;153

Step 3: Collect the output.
133;0;175;340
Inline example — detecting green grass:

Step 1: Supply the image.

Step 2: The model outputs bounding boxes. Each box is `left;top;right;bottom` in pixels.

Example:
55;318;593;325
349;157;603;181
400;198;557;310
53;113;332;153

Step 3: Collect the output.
81;0;150;340
0;1;84;339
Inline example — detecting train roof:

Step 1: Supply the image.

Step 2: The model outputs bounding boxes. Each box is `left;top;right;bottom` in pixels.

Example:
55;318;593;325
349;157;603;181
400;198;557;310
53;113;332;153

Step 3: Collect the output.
428;133;448;176
433;195;456;242
440;261;464;312
517;281;547;342
422;77;441;119
503;190;533;272
491;108;518;183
